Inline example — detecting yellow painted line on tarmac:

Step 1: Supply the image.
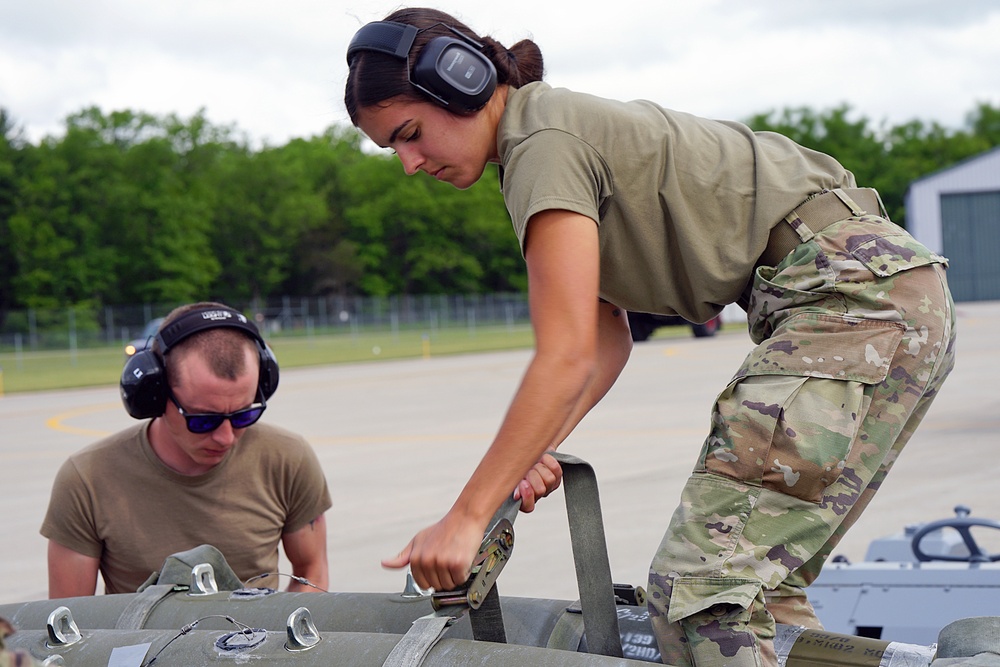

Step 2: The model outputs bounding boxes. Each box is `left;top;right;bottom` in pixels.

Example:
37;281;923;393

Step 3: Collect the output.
46;403;120;437
662;347;679;357
306;426;704;447
307;432;489;446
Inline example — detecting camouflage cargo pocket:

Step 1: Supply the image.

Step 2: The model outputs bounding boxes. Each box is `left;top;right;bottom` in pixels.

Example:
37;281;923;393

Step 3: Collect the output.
699;312;905;503
749;216;948;344
844;223;948;278
666;577;763;624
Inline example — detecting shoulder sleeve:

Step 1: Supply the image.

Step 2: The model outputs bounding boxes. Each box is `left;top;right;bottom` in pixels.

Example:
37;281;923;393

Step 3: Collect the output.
39;458;103;558
501;129;612;252
280;434;332;534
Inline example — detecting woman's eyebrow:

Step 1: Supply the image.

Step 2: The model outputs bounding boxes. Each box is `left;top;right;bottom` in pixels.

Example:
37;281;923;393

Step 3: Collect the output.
388;120;412;144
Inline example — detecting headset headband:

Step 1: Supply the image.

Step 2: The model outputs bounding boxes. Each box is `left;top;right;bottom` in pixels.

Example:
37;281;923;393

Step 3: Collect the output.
156;307;263;354
346;21;419;63
120;306;279;420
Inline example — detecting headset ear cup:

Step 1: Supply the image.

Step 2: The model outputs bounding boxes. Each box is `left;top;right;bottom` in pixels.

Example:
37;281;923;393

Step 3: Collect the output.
411;36;496;111
258;343;280;400
120;351;168;419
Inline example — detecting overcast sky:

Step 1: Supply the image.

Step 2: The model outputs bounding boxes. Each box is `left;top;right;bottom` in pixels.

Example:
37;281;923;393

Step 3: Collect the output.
3;0;999;146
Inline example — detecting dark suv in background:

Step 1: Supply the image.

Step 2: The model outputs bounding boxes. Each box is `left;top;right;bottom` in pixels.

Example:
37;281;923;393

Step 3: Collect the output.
124;317;164;357
626;311;723;342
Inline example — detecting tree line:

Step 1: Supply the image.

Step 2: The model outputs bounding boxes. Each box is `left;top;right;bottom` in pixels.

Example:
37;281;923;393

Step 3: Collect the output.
1;102;998;331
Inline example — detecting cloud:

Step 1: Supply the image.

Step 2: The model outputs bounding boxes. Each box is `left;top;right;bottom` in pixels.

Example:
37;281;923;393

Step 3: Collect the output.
2;0;998;145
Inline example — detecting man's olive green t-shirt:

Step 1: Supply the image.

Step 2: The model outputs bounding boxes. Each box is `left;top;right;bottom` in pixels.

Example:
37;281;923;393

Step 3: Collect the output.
497;82;856;323
41;421;332;594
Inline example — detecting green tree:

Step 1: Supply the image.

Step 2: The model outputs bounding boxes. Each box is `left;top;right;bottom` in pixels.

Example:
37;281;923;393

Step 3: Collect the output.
440;166;526;293
0;108;25;324
882;120;988;222
6;108;228;309
281;128;367;298
7;121;119;310
340;138;521;296
745;105;900;216
117;135;220;303
744;104;997;225
206;141;329;304
4;100;997;317
968;102;1000;146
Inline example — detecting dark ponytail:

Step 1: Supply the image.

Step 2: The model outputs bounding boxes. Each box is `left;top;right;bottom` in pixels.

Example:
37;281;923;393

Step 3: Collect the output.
479;36;544;89
344;8;544;125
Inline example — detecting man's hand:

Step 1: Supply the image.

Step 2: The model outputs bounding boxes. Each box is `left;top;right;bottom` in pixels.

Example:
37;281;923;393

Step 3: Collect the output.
513;451;562;513
382;511;488;592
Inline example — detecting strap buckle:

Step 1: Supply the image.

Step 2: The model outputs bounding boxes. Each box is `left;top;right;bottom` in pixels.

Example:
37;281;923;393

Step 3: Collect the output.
383;516;515;665
431;518;515;611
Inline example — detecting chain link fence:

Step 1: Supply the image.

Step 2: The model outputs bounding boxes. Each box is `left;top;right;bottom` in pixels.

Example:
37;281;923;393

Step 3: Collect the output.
0;293;532;354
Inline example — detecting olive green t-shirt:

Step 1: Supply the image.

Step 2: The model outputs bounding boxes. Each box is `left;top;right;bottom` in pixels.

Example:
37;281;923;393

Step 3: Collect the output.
41;421;332;594
497;82;856;323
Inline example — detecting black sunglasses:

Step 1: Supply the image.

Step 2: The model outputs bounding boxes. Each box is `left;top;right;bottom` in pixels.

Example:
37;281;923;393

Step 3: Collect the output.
168;389;267;434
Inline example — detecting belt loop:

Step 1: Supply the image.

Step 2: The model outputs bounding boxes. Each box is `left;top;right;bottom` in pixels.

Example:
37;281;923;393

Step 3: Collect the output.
783;209;815;243
832;188;866;216
872;189;889;219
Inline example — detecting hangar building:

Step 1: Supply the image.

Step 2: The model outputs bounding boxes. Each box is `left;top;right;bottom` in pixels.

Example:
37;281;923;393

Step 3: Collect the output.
905;146;1000;302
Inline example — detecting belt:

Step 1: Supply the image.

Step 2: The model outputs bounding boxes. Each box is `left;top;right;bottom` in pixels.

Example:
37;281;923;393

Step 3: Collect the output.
757;187;883;268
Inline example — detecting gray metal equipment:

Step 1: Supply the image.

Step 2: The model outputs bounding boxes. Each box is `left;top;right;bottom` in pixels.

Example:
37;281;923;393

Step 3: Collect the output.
3;460;998;666
810;505;1000;644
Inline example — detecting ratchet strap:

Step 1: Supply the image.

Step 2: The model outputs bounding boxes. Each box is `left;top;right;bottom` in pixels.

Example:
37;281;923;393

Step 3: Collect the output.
382;453;626;665
467;495;520;644
381;614;454;667
382;497;518;667
115;584;181;630
551;451;624;658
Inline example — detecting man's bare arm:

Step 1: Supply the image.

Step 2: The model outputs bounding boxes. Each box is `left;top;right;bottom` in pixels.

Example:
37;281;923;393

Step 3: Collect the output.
48;540;99;598
281;514;329;592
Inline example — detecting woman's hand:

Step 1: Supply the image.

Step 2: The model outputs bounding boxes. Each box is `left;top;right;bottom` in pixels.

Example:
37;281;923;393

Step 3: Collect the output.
513;451;563;513
383;210;606;593
381;510;488;592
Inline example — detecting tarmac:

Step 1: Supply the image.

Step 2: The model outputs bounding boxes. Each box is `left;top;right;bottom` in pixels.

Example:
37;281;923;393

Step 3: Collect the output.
1;300;997;606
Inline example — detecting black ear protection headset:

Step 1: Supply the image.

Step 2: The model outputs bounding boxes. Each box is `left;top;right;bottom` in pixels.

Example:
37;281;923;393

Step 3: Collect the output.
120;306;280;420
346;20;498;112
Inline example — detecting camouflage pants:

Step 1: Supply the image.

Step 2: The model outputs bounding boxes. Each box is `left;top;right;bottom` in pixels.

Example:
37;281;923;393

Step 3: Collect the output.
647;213;957;667
0;618;40;667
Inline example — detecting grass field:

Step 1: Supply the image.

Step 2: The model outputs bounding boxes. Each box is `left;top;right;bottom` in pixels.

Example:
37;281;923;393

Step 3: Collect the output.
0;319;735;395
0;325;538;395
